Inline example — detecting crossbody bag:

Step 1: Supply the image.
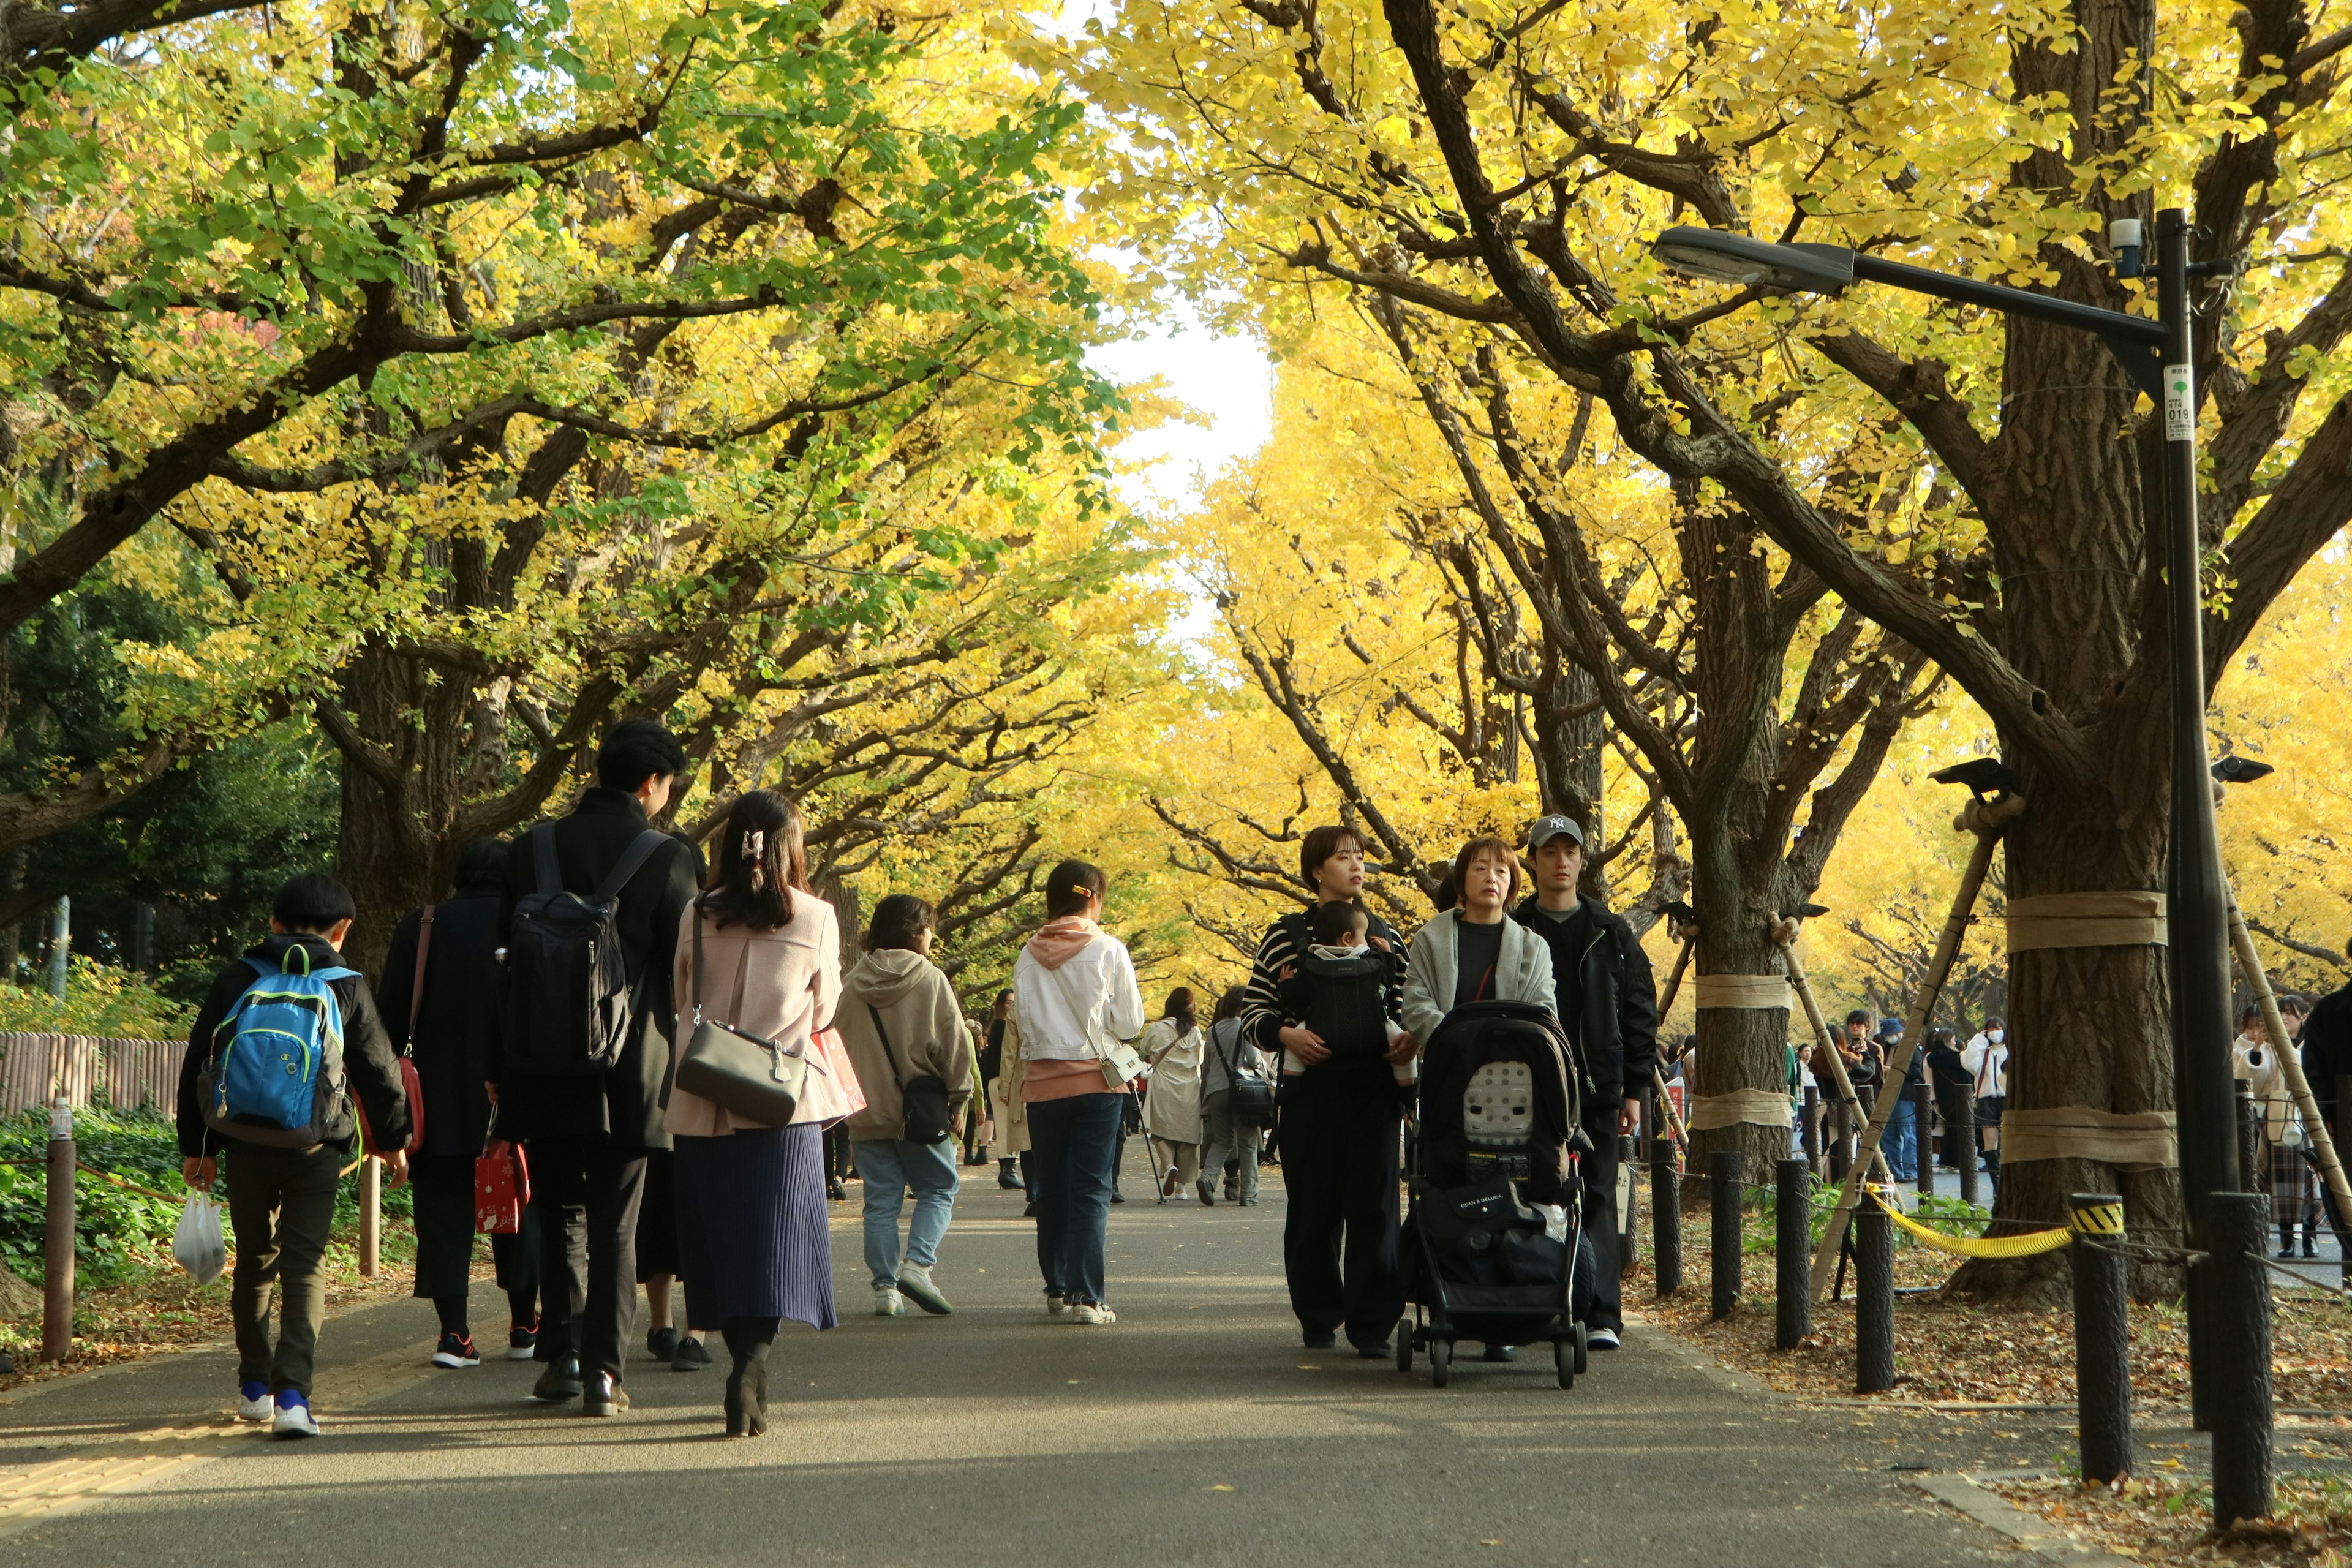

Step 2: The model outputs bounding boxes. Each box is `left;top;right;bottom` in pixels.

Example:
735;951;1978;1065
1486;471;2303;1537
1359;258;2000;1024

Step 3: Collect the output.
869;1004;954;1145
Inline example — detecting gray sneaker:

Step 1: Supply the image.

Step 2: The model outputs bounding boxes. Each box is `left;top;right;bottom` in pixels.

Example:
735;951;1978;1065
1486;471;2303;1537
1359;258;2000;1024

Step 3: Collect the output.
897;1264;954;1316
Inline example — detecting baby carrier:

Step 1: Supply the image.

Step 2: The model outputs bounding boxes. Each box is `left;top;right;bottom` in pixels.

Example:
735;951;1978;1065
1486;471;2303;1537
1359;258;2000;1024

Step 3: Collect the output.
1287;948;1393;1058
1399;999;1593;1390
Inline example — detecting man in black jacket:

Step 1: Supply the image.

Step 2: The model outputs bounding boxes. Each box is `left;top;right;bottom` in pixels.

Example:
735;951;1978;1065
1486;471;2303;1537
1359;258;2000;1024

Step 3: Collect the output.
491;720;701;1416
378;837;544;1371
1512;815;1659;1352
176;873;412;1439
2299;958;2352;1253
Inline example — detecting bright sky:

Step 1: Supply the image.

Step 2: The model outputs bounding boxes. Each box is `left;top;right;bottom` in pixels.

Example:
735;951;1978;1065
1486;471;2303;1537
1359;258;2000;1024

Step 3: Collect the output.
1086;309;1275;518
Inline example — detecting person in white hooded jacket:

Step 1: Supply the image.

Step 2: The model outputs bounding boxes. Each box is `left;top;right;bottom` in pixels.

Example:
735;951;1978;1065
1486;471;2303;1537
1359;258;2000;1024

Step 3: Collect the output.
1014;859;1146;1325
837;894;973;1319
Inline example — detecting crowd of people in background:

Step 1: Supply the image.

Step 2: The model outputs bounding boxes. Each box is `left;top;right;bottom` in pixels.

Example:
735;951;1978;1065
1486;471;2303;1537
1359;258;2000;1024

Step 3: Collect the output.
172;712;2352;1445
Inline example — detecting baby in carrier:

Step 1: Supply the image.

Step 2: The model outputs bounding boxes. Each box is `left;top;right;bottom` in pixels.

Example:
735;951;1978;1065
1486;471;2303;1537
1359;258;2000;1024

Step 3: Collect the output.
1279;902;1411;1091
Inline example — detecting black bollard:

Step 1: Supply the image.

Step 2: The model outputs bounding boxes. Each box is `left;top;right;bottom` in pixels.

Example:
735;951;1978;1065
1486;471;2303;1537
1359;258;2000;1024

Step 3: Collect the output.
1913;1079;1935;1198
2209;1191;2275;1525
2068;1194;2132;1485
2234;1080;2260;1197
1776;1159;1810;1350
1855;1200;1894;1393
1711;1148;1742;1321
1955;1088;1980;1207
1827;1098;1852;1180
1652;1129;1683;1298
1801;1085;1822;1171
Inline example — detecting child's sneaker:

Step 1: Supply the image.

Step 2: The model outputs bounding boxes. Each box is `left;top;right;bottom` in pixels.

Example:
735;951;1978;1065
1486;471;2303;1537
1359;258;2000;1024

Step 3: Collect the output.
235;1380;272;1422
271;1392;320;1439
872;1285;904;1317
896;1264;953;1316
431;1332;480;1368
507;1315;539;1362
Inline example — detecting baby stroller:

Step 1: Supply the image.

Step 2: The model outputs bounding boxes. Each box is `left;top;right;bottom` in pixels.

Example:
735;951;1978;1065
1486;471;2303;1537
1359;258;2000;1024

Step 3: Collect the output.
1398;999;1593;1389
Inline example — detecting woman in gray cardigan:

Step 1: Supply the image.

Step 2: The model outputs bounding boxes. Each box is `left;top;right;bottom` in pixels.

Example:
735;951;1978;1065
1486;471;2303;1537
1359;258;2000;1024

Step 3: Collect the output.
1401;835;1557;1047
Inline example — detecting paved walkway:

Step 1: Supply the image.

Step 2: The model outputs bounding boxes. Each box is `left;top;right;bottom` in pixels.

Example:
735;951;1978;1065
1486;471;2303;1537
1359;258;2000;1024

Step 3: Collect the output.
0;1154;2062;1566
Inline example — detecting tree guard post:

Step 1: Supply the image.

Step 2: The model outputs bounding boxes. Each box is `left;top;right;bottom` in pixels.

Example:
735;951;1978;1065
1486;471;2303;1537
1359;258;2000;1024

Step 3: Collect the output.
2068;1194;2132;1485
2207;1191;2275;1525
2233;1080;2259;1197
1710;1148;1741;1320
1652;1121;1683;1297
1854;1199;1894;1394
360;1156;382;1280
1776;1158;1810;1350
1809;791;2022;1302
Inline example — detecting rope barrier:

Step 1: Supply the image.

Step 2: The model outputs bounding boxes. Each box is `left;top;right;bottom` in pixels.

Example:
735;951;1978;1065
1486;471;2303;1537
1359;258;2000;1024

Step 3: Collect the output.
1865;1186;2075;1259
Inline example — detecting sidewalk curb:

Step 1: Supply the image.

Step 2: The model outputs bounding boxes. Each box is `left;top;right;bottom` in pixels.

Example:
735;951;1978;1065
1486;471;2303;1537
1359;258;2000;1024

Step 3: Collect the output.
1908;1472;2142;1567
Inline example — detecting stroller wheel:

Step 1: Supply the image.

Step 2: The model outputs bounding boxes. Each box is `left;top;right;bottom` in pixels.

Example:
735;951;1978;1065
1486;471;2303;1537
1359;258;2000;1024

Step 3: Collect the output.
1554;1336;1575;1390
1572;1325;1589;1375
1396;1320;1412;1374
1429;1338;1452;1389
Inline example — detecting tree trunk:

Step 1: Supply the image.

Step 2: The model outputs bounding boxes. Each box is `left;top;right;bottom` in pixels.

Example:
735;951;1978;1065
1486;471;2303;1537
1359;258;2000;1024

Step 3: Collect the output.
334;641;475;980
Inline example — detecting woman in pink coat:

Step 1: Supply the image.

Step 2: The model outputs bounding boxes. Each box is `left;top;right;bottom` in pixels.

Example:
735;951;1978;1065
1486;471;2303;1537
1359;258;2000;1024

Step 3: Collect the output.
666;789;854;1437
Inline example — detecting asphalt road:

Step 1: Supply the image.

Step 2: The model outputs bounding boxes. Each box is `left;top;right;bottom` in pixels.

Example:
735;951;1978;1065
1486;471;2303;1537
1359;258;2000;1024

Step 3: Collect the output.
0;1147;2051;1567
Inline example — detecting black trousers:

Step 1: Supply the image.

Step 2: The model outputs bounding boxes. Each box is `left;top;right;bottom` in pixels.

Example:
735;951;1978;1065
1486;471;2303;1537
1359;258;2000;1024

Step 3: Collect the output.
528;1137;649;1382
1280;1091;1403;1347
1579;1107;1624;1333
225;1142;342;1397
410;1154;543;1317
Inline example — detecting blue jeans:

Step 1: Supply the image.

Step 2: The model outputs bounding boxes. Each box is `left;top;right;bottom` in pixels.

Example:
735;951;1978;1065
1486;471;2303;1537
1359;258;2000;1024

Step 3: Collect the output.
854;1137;962;1289
1881;1092;1918;1181
1028;1091;1123;1306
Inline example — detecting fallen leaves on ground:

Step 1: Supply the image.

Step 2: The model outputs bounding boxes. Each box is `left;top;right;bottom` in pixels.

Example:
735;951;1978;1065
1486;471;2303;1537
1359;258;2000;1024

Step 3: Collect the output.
1989;1471;2352;1566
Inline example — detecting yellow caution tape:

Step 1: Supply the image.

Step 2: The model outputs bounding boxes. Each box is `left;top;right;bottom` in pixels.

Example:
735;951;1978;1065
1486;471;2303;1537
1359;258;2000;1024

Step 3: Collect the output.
1865;1188;2076;1259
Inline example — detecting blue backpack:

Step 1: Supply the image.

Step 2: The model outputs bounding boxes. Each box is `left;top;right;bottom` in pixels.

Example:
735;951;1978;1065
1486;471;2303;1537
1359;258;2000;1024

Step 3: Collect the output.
198;948;360;1148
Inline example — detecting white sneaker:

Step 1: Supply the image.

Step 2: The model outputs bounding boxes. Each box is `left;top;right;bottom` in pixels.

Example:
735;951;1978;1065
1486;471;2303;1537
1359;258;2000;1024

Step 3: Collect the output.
1072;1302;1117;1325
873;1286;904;1317
896;1264;953;1316
235;1383;273;1422
271;1398;321;1439
1046;1292;1069;1317
1587;1327;1621;1351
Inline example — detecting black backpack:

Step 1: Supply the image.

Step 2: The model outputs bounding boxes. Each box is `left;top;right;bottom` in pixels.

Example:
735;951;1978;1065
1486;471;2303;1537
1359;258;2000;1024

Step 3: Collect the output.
503;824;670;1078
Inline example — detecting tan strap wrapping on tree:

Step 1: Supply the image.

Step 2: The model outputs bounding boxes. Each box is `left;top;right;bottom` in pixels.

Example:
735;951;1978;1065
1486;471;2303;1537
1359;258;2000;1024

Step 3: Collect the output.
1999;1106;2177;1170
1693;974;1793;1010
2003;891;2168;952
1686;1088;1795;1131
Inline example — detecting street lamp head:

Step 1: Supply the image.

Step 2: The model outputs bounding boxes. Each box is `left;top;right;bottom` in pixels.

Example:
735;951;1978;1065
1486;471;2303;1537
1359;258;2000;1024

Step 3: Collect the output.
1929;756;2024;802
2211;756;2274;783
1652;227;1857;294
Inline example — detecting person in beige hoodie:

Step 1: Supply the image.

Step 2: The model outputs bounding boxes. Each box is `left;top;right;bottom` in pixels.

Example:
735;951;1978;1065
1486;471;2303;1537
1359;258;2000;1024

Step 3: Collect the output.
837;894;973;1317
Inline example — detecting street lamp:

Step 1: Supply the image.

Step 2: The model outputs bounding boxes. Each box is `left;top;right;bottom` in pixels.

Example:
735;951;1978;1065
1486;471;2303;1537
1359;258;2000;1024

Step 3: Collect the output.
1651;213;2238;1281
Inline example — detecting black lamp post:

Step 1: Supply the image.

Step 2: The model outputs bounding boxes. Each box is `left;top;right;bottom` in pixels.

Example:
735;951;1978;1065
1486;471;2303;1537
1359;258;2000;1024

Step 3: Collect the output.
1650;213;2239;1264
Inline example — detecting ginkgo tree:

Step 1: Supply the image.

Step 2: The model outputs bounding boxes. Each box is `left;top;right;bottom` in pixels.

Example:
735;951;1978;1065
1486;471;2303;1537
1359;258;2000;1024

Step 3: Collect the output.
0;0;1107;863
1047;0;2352;1295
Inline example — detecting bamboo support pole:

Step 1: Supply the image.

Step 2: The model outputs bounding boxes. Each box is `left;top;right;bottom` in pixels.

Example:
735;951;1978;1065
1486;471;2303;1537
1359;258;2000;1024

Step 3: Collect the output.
1807;793;2024;1302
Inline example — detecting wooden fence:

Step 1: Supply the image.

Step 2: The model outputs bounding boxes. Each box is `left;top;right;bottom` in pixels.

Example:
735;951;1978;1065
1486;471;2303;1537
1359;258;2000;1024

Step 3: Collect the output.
0;1034;184;1115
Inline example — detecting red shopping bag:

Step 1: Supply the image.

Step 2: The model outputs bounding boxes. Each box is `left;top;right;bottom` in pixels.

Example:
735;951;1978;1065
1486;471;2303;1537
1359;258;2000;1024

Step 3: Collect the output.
475;1138;530;1234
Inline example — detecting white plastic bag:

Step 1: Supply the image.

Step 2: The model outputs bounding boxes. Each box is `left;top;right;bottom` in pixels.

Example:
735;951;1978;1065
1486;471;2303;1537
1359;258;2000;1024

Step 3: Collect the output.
173;1194;225;1285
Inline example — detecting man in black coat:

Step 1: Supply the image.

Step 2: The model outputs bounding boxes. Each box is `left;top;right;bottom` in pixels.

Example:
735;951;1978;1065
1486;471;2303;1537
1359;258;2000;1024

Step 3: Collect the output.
2299;958;2352;1250
176;873;412;1438
489;720;701;1415
1512;814;1659;1352
377;837;543;1371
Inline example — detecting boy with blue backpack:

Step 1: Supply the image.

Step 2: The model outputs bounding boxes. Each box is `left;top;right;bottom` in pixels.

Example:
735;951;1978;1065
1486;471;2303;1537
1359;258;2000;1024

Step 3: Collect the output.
176;873;413;1439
